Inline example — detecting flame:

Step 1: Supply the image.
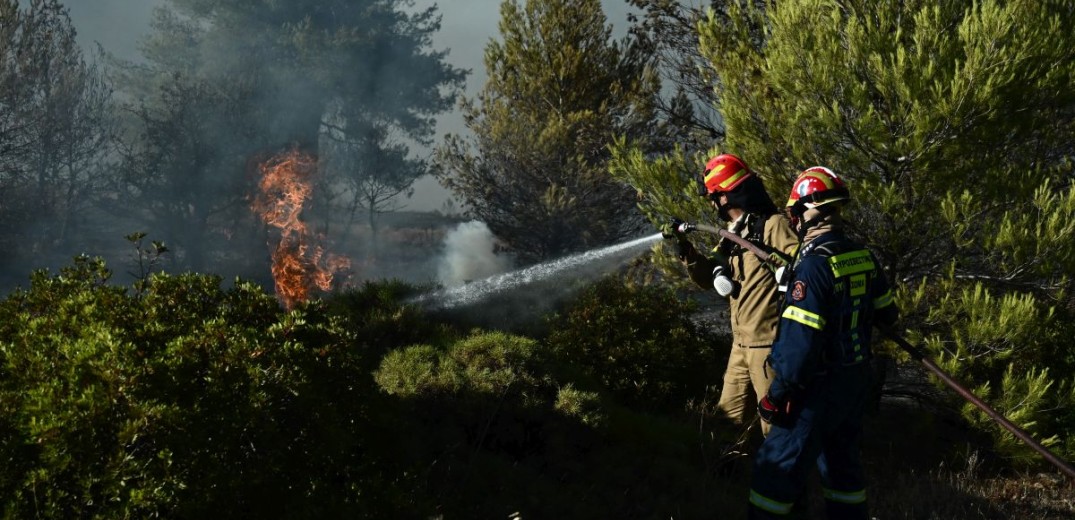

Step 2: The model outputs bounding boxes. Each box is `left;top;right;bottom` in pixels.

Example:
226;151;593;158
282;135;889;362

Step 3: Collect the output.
251;148;350;308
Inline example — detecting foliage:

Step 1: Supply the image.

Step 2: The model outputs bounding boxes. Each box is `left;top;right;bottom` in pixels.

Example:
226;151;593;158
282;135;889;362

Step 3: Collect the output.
111;70;258;273
0;258;443;518
124;231;170;293
435;0;666;264
608;142;726;288
612;0;1075;465
626;0;739;149
377;331;546;400
321;121;423;257
2;256;1072;517
373;322;737;518
546;276;726;413
0;0;114;279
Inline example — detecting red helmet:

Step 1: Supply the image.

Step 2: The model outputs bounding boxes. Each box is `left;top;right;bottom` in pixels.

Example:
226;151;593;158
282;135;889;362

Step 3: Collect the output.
699;153;752;196
785;166;850;211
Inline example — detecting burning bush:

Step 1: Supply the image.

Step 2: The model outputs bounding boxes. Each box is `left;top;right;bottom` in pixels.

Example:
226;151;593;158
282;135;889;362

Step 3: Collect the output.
251;149;351;309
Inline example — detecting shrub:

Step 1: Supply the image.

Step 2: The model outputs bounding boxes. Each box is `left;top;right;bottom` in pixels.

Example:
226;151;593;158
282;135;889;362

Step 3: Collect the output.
0;258;431;518
544;276;725;413
372;326;735;519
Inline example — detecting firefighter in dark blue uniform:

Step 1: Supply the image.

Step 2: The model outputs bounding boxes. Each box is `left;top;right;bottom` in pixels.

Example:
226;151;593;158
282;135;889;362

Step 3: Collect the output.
748;167;898;519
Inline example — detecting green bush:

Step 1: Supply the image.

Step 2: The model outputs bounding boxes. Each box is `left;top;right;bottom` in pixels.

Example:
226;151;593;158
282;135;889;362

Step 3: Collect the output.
544;276;726;414
377;330;545;400
0;260;744;519
373;326;737;519
0;258;436;518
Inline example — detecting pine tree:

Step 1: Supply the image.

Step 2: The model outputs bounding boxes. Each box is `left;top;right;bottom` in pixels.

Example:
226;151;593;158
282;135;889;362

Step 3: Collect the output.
436;0;666;265
627;0;758;149
0;0;113;282
612;0;1075;464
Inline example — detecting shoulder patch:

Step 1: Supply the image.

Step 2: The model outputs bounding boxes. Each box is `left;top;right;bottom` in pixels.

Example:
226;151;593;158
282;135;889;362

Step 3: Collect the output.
791;280;807;301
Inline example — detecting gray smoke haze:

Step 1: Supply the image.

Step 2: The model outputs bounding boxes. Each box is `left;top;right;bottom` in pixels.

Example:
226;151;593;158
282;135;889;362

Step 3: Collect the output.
63;0;638;213
436;220;513;286
0;0;642;297
66;0;161;62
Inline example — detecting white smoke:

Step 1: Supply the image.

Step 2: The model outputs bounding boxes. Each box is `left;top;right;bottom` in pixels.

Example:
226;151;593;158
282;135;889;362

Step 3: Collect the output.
437;221;512;287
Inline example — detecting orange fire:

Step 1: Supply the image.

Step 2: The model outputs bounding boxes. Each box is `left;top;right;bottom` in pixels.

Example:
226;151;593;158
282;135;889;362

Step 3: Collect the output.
251;148;350;309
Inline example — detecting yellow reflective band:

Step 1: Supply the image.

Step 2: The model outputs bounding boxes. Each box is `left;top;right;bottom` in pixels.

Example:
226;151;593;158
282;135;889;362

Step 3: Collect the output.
704;164;726;184
750;489;794;515
850;274;866;296
783;305;825;330
718;168;748;189
823;487;867;504
803;170;836;188
828;250;875;278
873;290;893;308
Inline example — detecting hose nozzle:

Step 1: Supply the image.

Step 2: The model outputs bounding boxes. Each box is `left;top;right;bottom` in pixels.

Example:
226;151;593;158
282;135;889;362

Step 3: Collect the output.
678;222;696;234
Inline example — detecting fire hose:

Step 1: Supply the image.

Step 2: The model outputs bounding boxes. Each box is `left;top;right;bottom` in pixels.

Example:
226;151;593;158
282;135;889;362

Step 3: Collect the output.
677;221;1075;480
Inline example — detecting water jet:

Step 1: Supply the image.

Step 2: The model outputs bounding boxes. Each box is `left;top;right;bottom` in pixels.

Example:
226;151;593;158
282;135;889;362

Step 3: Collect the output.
412;233;664;310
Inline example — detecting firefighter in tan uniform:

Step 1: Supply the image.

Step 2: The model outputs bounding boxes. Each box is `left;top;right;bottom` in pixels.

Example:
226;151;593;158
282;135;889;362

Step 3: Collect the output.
667;154;798;436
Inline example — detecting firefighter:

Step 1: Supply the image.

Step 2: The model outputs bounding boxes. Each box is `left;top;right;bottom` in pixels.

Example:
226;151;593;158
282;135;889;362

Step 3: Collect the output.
666;153;798;437
747;167;898;519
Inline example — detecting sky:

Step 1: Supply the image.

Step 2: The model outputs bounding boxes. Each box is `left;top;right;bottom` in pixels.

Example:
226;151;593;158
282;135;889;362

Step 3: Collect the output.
66;0;640;212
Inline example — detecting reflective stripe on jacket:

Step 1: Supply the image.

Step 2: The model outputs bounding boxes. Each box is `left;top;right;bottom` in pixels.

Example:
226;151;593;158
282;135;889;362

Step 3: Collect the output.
768;231;898;400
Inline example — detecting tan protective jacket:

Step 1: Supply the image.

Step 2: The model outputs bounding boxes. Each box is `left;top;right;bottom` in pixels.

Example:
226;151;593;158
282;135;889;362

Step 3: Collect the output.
684;213;799;347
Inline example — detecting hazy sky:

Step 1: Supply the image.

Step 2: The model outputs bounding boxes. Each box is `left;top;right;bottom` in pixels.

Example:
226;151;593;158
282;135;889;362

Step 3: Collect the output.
67;0;639;211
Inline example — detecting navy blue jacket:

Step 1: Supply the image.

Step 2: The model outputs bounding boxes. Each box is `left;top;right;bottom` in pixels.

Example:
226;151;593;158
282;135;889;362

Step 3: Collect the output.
767;231;898;400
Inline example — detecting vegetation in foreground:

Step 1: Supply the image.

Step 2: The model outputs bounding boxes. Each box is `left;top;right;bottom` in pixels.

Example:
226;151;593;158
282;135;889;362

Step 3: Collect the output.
1;258;1071;519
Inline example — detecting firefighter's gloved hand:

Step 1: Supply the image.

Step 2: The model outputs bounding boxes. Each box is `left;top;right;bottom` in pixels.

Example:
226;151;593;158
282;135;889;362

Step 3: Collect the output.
758;393;794;428
661;218;693;239
712;265;739;297
662;218;694;261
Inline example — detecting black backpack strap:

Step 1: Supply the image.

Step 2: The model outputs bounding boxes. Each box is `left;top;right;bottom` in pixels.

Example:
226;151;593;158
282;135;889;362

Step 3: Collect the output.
746;213;768;243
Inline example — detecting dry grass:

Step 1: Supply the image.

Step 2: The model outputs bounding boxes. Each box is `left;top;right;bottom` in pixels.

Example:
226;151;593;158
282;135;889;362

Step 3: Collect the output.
854;398;1075;519
865;463;1073;519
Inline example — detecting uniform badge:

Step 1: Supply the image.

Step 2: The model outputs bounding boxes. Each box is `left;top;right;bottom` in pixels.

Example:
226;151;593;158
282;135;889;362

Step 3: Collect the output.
791;281;807;301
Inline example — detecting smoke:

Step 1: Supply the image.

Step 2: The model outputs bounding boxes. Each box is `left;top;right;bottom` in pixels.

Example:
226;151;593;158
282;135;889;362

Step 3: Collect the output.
0;0;640;300
436;220;512;287
67;0;161;62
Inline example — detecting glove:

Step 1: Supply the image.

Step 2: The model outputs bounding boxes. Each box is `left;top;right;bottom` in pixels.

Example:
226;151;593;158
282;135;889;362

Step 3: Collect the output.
758;393;794;428
661;217;694;239
662;218;695;260
712;265;739;297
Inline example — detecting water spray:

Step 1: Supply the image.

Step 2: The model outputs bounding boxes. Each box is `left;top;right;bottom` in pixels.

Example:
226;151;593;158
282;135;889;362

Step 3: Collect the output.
412;233;664;310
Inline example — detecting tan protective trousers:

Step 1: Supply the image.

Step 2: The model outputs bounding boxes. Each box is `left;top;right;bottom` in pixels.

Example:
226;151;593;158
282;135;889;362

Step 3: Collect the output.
718;345;775;437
